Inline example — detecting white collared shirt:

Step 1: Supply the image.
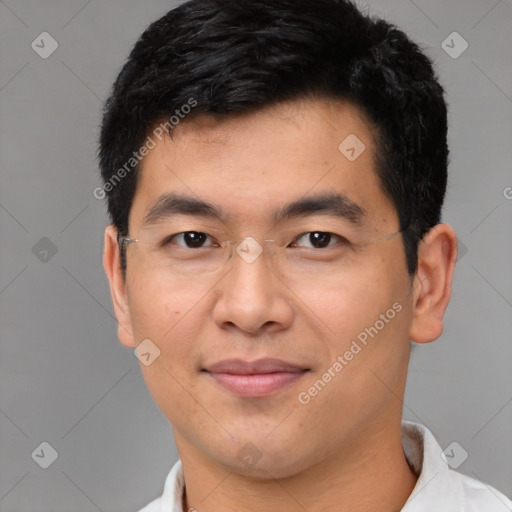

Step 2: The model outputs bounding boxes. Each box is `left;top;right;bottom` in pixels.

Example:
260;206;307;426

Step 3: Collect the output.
138;420;512;512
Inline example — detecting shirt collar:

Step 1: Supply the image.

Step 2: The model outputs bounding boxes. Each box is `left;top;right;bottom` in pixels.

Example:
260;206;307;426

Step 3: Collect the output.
401;420;464;511
160;458;185;512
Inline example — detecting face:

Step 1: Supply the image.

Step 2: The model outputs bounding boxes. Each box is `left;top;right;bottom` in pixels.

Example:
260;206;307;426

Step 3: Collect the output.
107;97;424;478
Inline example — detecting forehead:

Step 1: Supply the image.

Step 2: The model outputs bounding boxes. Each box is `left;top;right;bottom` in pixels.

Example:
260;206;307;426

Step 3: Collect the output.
129;97;397;233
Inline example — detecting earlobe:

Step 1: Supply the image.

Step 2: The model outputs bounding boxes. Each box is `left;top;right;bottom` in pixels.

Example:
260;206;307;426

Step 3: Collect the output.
409;223;458;344
103;224;136;348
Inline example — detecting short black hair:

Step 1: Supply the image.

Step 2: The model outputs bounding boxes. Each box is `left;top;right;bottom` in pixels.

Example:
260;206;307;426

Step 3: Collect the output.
98;0;449;277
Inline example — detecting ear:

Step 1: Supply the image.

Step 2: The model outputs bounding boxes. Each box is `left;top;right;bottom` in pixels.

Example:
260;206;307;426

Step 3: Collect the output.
409;223;458;344
103;224;136;348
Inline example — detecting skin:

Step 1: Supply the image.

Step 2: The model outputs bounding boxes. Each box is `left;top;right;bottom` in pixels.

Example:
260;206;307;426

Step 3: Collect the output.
103;97;458;512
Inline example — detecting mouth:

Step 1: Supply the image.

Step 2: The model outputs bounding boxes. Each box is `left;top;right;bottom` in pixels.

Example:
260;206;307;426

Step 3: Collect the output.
202;358;310;397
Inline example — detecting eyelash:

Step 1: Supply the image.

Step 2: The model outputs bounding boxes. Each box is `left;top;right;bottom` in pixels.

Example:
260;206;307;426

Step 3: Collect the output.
162;231;349;249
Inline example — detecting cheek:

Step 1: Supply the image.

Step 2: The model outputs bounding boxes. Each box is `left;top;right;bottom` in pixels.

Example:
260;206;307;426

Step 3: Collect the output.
311;256;410;384
304;265;395;338
128;279;209;425
125;273;210;410
126;269;208;339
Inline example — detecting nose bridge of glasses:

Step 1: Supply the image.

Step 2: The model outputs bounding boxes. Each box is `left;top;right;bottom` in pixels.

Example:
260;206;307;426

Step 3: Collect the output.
228;236;277;266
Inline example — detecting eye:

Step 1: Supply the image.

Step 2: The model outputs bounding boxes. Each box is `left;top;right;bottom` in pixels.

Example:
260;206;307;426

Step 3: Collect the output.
163;231;217;249
291;231;347;249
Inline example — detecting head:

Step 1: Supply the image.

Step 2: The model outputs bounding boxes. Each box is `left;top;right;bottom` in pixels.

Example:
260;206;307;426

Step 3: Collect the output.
100;0;457;478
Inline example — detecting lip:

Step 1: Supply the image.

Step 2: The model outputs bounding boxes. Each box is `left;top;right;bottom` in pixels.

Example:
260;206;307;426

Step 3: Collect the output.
203;358;309;397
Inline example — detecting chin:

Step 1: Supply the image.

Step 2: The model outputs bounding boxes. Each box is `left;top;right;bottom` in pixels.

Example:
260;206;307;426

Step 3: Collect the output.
208;434;317;480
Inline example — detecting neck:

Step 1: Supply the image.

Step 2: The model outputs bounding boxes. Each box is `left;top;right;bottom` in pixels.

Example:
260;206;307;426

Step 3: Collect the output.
177;416;418;512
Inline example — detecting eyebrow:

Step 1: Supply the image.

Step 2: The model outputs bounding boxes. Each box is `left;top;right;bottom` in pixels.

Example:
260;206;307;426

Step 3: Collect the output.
141;192;366;228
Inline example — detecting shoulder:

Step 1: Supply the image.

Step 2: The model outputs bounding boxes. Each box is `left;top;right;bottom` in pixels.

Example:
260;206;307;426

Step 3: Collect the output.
455;471;512;511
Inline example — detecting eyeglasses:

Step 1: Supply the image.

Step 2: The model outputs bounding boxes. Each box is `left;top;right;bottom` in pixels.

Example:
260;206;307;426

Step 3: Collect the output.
118;222;405;284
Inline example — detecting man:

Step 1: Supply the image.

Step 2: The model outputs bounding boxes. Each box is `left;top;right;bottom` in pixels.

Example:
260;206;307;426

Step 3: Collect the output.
99;0;512;510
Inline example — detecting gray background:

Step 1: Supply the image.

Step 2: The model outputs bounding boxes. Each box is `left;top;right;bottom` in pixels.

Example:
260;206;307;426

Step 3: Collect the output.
1;0;511;510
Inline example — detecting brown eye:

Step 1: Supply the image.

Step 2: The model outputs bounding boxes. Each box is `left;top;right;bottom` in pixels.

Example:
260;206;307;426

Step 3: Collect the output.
292;232;346;249
164;231;214;248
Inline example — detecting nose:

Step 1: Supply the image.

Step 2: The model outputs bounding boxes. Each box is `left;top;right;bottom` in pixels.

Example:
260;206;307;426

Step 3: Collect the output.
211;237;293;336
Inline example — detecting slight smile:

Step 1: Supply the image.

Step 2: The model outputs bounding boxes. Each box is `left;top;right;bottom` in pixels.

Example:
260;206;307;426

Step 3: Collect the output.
203;358;310;397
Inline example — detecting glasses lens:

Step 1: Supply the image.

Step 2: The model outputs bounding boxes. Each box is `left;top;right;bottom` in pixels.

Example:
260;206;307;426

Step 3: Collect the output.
124;226;401;282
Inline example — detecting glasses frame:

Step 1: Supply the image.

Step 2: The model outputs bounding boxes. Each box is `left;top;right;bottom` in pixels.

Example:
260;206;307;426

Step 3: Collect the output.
117;222;410;275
